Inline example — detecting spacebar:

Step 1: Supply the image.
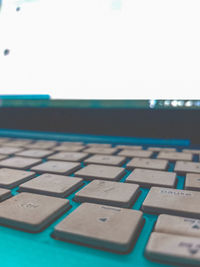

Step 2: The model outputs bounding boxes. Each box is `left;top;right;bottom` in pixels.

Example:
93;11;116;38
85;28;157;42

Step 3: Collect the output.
142;187;200;218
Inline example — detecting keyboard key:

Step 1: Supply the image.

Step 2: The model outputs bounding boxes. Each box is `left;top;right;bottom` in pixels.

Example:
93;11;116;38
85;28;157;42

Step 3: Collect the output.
48;152;88;162
126;169;176;188
26;141;57;149
0;157;42;169
175;161;200;174
0;146;24;155
118;149;153;158
142;187;200;218
87;143;112;148
115;145;143;150
61;141;84;146
83;147;118;155
0;168;35;189
84;155;126;166
0;155;7;161
147;147;176;152
157;151;192;161
0;137;10;144
185;173;200;191
74;164;125;181
16;149;54;158
126;158;168;170
53;145;85;152
145;232;200;266
183;149;200;155
154;214;200;238
74;180;139;208
19;173;83;197
53;203;143;253
0;188;11;201
0;192;70;232
31;160;81;175
3;139;33;147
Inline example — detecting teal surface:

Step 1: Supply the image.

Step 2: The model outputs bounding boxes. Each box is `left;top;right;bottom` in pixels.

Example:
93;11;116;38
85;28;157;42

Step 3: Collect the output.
0;130;191;267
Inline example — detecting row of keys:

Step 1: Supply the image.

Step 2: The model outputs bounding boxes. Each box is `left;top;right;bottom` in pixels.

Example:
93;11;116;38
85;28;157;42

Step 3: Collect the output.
146;214;200;265
0;188;144;253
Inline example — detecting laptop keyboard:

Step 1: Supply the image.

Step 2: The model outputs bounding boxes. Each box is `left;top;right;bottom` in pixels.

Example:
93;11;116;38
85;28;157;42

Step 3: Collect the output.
0;136;200;265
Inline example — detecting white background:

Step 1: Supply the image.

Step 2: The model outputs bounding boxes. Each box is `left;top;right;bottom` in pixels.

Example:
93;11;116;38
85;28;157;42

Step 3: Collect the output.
0;0;200;99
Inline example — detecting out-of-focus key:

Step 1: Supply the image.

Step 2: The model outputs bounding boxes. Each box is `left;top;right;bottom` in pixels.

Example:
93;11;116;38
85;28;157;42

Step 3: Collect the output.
16;149;54;158
0;146;24;155
74;164;125;181
157;151;192;161
0;188;11;201
0;138;10;144
126;169;176;188
175;161;200;174
142;187;200;218
115;145;142;150
84;154;126;166
83;147;118;155
0;157;42;169
118;149;153;158
155;214;200;238
0;168;35;189
74;180;139;208
147;147;176;152
185;173;200;191
0;192;70;232
48;152;88;162
53;203;144;253
126;158;168;170
25;140;57;149
19;173;83;197
3;139;32;147
0;155;7;161
53;145;85;152
145;232;200;266
183;149;200;155
87;143;112;148
61;141;84;146
31;161;81;175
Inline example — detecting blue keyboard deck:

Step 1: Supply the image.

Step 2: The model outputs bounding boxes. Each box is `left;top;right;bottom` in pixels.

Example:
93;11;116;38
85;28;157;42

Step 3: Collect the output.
0;129;192;267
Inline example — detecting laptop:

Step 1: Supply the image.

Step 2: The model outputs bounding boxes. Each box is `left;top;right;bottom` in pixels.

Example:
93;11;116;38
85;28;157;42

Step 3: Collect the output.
0;98;200;267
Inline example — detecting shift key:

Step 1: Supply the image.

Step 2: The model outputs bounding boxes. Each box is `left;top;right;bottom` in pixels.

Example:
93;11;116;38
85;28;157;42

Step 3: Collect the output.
142;187;200;219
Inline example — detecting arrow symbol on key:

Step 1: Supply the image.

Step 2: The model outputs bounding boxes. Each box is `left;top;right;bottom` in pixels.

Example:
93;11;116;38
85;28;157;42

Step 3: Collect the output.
99;217;108;222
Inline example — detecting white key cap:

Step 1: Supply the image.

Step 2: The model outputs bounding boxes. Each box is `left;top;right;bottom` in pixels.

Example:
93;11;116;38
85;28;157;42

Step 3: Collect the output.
31;161;81;175
0;147;24;155
0;157;42;169
142;187;200;218
147;147;176;152
83;147;118;155
74;180;139;208
0;192;70;232
16;149;54;158
183;149;200;155
74;164;125;181
118;149;153;158
61;141;84;146
115;145;143;150
157;151;192;161
126;169;176;188
175;161;200;174
155;214;200;238
0;138;10;144
0;155;7;161
0;168;35;188
126;158;168;170
53;203;143;253
145;232;200;266
185;173;200;191
53;145;85;152
87;143;112;148
48;152;88;162
0;188;11;201
84;155;126;166
19;173;83;197
25;141;57;149
3;139;32;147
